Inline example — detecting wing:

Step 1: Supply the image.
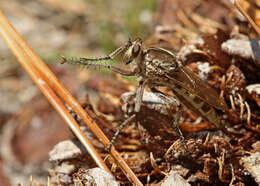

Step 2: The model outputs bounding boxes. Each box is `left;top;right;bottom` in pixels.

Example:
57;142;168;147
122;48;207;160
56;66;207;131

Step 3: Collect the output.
145;47;228;111
166;66;228;111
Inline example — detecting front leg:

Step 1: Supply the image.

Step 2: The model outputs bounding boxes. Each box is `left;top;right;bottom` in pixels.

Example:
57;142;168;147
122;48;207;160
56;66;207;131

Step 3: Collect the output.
61;56;137;76
134;79;147;113
106;80;147;151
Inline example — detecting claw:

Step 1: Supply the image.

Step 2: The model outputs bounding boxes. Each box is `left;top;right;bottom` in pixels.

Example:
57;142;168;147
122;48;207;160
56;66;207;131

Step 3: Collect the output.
60;56;67;64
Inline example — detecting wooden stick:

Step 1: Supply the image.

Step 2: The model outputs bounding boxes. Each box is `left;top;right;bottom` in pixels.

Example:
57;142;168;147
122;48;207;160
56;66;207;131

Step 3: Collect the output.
234;0;260;35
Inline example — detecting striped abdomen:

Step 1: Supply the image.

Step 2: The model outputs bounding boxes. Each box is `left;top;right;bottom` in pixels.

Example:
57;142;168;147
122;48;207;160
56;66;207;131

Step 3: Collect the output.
171;85;223;129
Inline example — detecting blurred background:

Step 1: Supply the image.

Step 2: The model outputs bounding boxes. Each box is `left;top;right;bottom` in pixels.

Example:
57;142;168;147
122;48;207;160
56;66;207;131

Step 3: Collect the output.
1;0;260;185
0;0;155;58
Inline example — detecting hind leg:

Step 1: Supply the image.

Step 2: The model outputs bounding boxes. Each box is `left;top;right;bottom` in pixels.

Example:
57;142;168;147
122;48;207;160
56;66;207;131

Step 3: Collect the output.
150;87;187;150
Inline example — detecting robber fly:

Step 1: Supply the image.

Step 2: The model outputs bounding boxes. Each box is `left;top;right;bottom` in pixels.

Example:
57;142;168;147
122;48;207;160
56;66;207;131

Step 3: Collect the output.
61;38;228;150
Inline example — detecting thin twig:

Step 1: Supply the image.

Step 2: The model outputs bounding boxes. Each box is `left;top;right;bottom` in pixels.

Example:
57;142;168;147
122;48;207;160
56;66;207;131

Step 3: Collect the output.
229;95;236;110
245;101;251;125
150;152;167;176
217;152;225;182
164;140;179;158
226;72;233;85
203;132;210;146
234;0;260;35
229;164;235;186
176;10;196;30
237;93;244;118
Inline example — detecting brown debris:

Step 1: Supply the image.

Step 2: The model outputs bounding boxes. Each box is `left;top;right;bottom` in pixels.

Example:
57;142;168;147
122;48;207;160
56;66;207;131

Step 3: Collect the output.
200;30;231;69
0;160;11;186
224;64;246;96
1;0;260;185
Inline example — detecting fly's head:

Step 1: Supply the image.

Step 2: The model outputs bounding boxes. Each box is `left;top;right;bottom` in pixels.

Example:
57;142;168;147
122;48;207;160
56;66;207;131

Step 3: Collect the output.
122;38;143;65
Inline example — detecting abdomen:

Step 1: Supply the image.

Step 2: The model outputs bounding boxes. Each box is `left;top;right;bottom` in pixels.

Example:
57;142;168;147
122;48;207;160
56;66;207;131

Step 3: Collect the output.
171;85;223;129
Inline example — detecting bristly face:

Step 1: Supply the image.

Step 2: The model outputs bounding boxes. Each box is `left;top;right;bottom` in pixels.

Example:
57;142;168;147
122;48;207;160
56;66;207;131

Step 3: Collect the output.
123;38;143;65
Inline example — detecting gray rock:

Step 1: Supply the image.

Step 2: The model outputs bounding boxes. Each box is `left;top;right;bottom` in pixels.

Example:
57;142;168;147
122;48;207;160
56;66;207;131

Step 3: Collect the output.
240;151;260;185
74;168;119;186
161;171;191;186
49;139;84;162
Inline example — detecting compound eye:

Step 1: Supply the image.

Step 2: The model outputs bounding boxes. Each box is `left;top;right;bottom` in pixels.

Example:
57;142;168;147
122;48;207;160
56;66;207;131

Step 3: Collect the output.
132;44;140;56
